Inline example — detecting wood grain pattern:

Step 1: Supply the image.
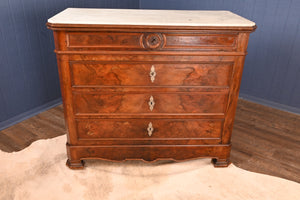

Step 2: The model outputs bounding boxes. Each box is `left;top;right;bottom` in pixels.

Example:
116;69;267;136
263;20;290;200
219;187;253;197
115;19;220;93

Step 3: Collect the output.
76;119;223;139
73;92;228;114
66;32;238;51
47;16;255;169
66;144;231;163
164;33;237;50
47;23;255;53
1;100;299;182
0;105;66;152
67;55;237;62
231;99;300;183
70;62;233;86
67;32;142;48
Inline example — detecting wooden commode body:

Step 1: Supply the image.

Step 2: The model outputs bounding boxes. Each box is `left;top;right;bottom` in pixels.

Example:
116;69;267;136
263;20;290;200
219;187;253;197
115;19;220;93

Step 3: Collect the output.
47;8;256;169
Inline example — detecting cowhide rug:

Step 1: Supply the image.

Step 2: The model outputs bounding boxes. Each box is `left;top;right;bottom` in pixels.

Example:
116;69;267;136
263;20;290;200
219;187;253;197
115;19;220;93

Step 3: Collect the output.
0;135;299;200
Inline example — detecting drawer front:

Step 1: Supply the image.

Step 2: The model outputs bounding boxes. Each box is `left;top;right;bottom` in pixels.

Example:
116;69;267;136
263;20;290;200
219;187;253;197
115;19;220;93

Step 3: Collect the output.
70;62;233;87
67;32;238;51
76;119;223;139
73;93;227;114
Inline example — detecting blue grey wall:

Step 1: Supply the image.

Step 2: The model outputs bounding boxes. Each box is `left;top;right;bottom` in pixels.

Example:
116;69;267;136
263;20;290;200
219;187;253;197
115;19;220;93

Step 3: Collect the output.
0;0;139;130
141;0;300;113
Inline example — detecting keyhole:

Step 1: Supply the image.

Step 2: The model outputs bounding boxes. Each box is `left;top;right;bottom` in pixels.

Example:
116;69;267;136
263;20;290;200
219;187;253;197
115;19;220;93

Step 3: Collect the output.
150;36;158;45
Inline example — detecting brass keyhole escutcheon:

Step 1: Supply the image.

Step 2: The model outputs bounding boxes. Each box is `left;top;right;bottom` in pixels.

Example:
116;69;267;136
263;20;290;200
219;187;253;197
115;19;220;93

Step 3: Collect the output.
149;65;156;83
148;96;155;111
147;122;154;136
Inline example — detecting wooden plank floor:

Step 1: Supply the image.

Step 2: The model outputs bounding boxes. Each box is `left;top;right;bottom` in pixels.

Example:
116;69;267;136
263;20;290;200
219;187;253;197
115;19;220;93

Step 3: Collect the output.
0;99;299;183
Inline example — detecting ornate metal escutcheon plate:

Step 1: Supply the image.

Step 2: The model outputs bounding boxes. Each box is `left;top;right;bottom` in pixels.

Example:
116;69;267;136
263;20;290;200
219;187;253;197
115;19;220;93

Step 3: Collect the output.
147;122;154;136
149;65;156;83
148;95;155;111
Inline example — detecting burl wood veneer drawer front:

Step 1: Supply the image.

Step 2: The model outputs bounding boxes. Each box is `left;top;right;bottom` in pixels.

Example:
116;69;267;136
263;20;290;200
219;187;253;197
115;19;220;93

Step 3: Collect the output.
73;93;227;114
76;119;223;139
70;62;233;87
66;32;238;51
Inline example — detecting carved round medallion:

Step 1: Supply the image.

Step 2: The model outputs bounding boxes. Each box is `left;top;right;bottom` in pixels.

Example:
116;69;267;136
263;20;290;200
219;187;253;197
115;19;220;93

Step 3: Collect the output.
142;33;164;49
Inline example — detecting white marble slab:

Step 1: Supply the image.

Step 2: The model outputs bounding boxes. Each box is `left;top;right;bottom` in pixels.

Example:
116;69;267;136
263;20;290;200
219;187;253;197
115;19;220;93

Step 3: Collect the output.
48;8;255;27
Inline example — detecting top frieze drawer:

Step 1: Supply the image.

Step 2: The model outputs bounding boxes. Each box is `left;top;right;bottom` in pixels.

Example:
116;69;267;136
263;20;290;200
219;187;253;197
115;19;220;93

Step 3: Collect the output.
65;32;238;52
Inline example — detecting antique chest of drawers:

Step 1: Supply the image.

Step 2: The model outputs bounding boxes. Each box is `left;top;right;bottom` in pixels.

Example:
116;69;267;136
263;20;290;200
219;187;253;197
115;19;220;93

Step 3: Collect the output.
47;8;256;169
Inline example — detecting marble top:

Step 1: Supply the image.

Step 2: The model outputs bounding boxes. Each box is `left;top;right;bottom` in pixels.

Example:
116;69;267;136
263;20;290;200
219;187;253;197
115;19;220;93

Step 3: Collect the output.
48;8;255;27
